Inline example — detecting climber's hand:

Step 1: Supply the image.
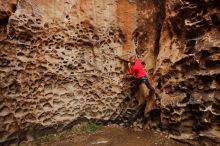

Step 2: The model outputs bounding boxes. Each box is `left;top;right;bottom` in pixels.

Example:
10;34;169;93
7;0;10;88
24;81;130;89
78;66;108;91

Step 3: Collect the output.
128;63;131;68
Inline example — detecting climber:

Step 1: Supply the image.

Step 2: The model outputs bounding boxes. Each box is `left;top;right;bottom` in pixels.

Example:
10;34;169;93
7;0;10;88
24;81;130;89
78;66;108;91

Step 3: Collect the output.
126;55;159;100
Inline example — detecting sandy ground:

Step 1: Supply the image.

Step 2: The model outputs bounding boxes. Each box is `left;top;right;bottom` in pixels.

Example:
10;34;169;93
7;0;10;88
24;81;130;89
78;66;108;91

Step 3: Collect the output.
38;125;189;146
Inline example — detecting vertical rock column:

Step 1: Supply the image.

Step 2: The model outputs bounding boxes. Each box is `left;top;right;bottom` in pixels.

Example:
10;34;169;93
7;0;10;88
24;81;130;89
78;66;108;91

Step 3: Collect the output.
155;0;220;145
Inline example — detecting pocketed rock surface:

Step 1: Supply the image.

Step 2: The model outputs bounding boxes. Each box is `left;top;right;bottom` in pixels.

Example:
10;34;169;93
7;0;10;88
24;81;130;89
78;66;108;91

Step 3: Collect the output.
154;0;220;145
0;0;220;146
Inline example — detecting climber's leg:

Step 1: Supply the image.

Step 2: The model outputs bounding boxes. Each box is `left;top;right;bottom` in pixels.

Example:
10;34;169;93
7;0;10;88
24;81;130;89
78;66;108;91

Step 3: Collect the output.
126;78;142;100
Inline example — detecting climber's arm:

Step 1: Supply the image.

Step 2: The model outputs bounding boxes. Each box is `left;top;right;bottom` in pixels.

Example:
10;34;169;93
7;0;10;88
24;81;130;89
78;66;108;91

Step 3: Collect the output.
128;63;135;75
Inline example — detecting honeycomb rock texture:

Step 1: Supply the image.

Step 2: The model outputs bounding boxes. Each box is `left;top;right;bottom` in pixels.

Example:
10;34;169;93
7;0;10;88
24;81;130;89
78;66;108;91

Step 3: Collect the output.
0;0;220;145
0;0;17;19
0;0;17;40
0;0;135;144
155;0;220;145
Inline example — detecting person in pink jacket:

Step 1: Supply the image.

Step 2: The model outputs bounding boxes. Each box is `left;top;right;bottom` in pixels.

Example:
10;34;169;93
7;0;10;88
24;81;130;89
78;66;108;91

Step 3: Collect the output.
127;55;158;99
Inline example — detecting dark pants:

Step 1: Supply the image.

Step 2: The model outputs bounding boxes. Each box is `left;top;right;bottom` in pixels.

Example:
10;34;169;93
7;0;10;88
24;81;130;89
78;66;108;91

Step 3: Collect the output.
130;76;156;97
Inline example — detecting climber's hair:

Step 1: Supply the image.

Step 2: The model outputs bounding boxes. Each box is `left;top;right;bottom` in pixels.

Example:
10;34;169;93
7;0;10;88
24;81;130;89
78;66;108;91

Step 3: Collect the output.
129;55;137;63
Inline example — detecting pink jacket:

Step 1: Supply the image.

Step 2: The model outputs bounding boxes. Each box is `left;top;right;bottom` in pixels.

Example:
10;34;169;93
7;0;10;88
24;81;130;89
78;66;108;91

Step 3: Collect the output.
129;59;147;78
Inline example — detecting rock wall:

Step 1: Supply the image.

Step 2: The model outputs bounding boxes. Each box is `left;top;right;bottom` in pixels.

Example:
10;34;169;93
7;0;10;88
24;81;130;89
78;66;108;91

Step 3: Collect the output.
155;0;220;145
0;0;17;40
0;0;137;144
0;0;220;145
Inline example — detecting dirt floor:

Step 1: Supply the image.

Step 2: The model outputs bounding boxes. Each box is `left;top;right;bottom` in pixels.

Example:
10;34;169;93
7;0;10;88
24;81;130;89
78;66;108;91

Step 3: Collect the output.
24;125;189;146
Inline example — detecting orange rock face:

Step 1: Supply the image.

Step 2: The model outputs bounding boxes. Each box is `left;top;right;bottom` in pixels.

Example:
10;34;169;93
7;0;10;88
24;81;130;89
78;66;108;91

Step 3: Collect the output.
116;0;136;52
0;0;220;145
